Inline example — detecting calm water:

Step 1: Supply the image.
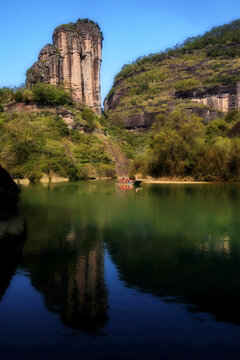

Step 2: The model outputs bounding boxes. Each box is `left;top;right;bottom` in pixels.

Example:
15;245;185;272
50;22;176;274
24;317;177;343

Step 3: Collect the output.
1;181;240;359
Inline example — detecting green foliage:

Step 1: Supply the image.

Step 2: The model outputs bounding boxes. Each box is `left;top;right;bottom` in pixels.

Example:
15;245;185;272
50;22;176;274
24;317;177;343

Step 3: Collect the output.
174;79;201;92
81;107;96;129
26;67;42;84
0;110;115;182
130;109;240;181
135;82;149;94
107;87;116;97
103;18;240;181
32;83;73;106
0;87;13;103
57;19;102;38
77;18;101;30
14;91;24;103
144;111;205;177
206;119;229;142
203;74;240;86
111;18;240;89
114;63;139;82
225;109;240;123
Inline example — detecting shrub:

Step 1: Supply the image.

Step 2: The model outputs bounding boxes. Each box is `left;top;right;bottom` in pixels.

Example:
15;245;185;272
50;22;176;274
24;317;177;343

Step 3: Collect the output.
14;91;24;103
81;107;96;129
0;87;13;102
225;109;240;123
32;83;73;106
174;79;201;92
205;119;229;142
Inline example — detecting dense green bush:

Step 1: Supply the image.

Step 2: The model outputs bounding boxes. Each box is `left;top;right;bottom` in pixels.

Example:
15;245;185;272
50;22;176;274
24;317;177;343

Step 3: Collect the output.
174;79;201;92
81;107;96;129
0;110;114;182
225;109;240;123
130;109;240;181
32;83;73;106
14;91;24;103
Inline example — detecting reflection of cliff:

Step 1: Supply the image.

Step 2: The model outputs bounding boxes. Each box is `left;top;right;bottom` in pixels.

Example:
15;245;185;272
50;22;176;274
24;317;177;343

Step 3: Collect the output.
61;243;107;329
21;222;107;331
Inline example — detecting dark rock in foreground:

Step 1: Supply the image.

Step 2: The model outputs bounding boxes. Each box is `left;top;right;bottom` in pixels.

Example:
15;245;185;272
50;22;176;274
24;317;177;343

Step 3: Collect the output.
0;165;26;239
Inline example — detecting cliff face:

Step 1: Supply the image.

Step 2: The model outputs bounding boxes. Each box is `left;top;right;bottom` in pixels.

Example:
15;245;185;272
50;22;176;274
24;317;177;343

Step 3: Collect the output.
26;20;102;114
104;82;240;129
176;83;240;114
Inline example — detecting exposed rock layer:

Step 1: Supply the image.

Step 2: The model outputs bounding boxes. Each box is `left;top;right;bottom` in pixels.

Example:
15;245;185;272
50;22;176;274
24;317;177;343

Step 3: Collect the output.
26;20;102;114
176;83;240;113
104;83;240;130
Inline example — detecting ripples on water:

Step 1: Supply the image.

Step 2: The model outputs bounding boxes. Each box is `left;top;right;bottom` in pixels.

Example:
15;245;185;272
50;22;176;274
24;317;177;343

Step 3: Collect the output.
1;182;240;359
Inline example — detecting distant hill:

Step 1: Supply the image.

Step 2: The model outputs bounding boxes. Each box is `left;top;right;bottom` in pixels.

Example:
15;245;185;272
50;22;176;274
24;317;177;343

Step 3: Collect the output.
104;19;240;130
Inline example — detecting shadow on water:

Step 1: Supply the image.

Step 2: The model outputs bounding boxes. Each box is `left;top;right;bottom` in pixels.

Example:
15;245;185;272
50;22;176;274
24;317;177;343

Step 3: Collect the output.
0;221;26;301
16;181;240;332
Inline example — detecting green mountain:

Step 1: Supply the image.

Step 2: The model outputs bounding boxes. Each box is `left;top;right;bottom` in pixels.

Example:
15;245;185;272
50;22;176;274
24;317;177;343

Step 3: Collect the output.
104;19;240;129
103;19;240;181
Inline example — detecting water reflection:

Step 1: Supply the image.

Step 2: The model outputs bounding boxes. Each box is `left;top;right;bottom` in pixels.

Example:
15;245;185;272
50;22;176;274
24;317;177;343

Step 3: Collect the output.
16;182;240;331
21;229;107;331
0;231;26;301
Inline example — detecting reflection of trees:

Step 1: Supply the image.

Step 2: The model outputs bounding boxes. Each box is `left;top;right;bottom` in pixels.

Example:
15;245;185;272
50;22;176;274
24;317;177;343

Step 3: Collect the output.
19;182;240;328
62;242;107;330
105;184;240;325
106;226;240;324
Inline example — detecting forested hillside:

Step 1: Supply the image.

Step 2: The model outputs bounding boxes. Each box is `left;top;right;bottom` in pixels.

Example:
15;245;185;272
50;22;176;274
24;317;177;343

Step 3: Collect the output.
104;19;240;181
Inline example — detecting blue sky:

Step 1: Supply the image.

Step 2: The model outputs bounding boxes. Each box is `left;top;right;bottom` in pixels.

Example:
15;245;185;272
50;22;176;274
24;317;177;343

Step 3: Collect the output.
0;0;240;102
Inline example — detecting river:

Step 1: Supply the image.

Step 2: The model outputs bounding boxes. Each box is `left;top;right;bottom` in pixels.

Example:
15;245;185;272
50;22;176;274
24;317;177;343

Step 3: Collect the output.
1;181;240;359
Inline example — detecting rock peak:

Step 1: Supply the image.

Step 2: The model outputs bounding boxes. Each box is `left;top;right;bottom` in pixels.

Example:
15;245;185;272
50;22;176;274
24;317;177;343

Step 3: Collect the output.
26;19;103;114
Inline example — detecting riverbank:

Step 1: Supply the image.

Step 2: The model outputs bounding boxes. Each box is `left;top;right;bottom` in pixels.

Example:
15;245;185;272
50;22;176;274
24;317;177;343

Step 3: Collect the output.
14;175;116;185
142;177;207;184
14;175;69;185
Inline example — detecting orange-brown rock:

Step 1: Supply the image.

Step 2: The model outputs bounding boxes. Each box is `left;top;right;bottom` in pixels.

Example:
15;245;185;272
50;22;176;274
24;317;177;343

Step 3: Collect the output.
26;19;103;114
